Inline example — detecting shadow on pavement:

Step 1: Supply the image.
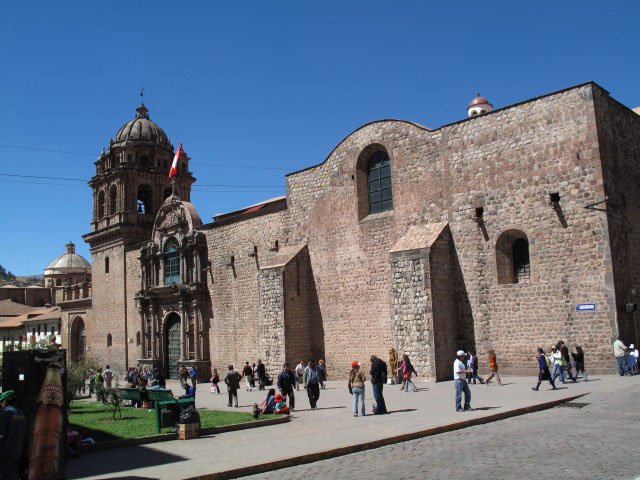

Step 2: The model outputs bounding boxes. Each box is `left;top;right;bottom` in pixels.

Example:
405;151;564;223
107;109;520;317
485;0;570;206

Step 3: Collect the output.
386;408;417;414
294;406;347;412
472;406;499;411
66;445;187;479
95;477;160;480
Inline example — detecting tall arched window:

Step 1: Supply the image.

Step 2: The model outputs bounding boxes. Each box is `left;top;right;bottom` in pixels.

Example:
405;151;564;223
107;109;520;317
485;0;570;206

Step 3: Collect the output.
109;185;117;215
107;333;112;347
105;257;110;274
137;184;152;214
496;230;531;284
164;239;180;285
140;155;149;168
367;151;393;214
97;191;105;219
512;238;531;282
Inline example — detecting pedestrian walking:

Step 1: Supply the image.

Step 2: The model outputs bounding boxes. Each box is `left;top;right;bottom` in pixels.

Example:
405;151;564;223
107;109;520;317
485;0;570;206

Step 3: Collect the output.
179;366;188;388
572;345;590;381
304;359;321;409
348;361;366;417
558;341;577;382
243;362;254;391
613;336;628;376
551;347;566;384
295;361;304;391
454;350;473;411
88;368;96;395
484;350;501;385
469;351;484;384
277;363;296;411
532;348;558;391
189;366;198;388
103;365;115;389
398;354;418;392
256;359;267;390
0;390;27;480
369;355;388;414
317;359;327;389
224;365;242;407
250;363;257;388
210;368;220;394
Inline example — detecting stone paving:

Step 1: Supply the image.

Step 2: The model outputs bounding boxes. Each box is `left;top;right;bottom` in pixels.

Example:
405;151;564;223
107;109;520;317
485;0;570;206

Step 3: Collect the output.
249;379;640;480
66;375;640;479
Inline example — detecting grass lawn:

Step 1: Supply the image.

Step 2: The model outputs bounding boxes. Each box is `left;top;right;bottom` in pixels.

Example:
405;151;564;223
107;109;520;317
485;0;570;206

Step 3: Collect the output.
69;400;256;442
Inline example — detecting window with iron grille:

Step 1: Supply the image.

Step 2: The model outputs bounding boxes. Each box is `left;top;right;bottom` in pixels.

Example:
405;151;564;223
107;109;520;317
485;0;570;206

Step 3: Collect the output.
164;240;180;285
513;238;531;282
367;151;393;214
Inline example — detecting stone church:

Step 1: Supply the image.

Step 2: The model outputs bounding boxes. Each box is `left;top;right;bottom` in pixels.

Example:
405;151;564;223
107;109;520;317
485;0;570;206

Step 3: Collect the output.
61;81;640;380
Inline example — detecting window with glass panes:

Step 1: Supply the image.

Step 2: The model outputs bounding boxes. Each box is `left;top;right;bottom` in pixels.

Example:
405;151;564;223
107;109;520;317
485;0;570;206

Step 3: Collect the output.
164;240;180;285
367;151;393;214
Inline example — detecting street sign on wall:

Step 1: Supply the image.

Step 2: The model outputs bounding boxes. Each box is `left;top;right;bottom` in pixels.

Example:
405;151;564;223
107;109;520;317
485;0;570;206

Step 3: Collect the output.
576;304;596;311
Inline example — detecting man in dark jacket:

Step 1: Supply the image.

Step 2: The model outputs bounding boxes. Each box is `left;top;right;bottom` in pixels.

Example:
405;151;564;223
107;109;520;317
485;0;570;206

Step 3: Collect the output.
224;365;242;407
558;341;577;382
370;355;388;414
277;363;296;411
0;390;27;480
256;359;267;390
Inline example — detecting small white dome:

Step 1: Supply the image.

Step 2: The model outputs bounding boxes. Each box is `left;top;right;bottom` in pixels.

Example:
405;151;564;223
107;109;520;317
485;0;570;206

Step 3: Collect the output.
44;242;91;275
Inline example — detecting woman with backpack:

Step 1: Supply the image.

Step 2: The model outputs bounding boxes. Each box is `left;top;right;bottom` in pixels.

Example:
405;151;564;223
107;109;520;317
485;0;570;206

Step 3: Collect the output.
398;354;418;392
532;348;558;391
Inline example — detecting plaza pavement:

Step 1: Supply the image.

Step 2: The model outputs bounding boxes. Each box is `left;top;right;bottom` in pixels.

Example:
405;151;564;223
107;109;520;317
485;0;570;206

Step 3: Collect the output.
66;374;636;479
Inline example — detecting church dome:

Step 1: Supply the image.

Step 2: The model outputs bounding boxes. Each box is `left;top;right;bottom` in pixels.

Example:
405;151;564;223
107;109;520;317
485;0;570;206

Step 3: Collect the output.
44;242;91;276
113;104;171;147
469;96;490;107
467;93;493;118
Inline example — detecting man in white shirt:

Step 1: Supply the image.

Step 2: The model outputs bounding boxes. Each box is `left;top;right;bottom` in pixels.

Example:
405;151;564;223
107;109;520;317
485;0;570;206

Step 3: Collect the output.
453;350;473;412
295;361;305;391
613;336;628;376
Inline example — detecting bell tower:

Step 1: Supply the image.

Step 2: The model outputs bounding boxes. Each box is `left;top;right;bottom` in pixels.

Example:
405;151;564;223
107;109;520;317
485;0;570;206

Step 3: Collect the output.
84;103;195;247
82;103;195;372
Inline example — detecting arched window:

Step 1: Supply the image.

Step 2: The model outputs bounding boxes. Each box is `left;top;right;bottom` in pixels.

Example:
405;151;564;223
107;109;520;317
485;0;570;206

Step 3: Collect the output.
105;257;110;274
109;185;117;215
137;184;152;214
164;239;180;285
97;190;105;219
56;279;61;286
512;238;531;282
140;155;149;168
136;331;141;346
496;230;531;284
107;333;112;347
367;151;393;214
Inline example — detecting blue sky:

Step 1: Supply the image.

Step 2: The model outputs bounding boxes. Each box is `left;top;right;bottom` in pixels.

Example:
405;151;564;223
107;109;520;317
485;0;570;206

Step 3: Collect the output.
0;2;638;275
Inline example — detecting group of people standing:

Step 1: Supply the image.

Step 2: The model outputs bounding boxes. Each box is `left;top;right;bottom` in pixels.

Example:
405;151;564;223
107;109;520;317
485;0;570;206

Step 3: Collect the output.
613;336;639;376
220;359;328;411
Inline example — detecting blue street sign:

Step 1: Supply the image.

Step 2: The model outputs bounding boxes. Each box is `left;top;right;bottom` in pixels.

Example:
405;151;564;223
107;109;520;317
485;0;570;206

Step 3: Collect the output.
576;304;596;311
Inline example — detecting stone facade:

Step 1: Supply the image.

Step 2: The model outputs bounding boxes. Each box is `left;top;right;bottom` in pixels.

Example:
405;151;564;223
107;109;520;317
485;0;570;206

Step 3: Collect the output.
79;82;640;381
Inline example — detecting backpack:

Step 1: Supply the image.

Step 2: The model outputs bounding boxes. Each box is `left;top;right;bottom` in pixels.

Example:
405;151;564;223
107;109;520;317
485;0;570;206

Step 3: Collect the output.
545;355;551;368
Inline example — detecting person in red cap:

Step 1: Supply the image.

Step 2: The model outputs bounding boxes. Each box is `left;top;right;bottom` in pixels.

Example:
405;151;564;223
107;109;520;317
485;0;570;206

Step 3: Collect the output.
348;361;367;416
273;393;290;415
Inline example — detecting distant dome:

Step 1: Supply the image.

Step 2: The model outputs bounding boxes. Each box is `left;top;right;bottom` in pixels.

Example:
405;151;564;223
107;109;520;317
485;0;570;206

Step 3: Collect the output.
467;93;493;118
469;96;490;107
113;104;171;147
44;242;91;276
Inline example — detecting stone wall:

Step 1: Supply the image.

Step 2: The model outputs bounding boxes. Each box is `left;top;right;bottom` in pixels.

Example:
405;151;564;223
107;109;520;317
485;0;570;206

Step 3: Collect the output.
258;268;285;374
283;246;323;367
89;244;128;373
203;207;287;377
283;82;620;377
390;248;435;380
592;88;640;346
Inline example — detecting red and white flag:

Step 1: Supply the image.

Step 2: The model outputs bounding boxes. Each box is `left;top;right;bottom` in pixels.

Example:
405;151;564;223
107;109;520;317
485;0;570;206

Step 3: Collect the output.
169;143;182;178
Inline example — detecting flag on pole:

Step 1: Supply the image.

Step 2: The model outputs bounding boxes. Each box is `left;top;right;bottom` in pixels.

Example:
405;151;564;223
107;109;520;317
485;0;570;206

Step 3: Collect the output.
169;143;182;178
